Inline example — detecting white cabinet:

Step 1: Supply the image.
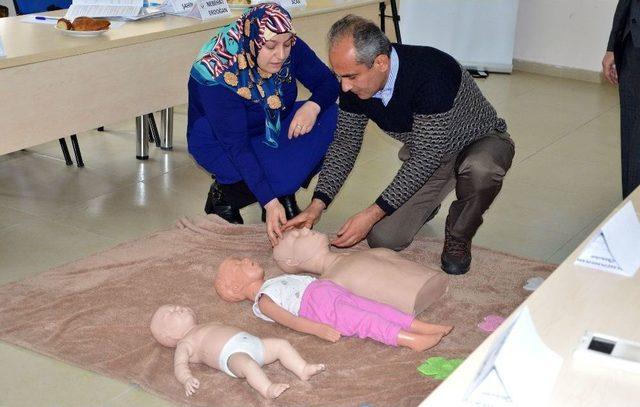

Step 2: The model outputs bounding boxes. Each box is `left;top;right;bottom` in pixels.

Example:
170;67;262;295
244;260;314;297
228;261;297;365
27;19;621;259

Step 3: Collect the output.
399;0;519;73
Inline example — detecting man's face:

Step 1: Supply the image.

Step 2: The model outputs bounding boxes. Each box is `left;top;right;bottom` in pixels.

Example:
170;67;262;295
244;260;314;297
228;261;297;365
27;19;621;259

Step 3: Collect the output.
329;37;390;100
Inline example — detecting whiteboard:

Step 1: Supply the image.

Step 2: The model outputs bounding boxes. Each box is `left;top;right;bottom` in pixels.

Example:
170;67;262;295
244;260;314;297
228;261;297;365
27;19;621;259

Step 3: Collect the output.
398;0;519;73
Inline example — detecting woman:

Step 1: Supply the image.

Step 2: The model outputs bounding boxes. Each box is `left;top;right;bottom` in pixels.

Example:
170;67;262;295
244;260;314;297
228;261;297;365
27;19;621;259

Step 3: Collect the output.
187;3;338;245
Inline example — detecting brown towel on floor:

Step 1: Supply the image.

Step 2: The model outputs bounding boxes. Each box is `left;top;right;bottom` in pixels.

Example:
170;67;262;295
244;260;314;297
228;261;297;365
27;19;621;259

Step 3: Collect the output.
0;215;554;407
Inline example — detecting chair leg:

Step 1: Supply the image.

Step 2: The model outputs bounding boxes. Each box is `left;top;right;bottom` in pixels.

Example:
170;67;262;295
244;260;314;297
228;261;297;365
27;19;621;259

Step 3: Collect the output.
145;113;161;147
59;138;73;166
70;135;84;168
97;126;105;131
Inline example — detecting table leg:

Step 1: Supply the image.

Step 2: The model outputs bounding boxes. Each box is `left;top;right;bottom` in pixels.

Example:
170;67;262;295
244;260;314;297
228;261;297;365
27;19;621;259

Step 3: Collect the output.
160;107;174;150
136;115;149;160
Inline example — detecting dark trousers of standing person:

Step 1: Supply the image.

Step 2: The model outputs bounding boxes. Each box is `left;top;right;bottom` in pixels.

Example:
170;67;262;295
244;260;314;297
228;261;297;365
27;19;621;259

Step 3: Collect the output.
367;130;515;251
617;36;640;198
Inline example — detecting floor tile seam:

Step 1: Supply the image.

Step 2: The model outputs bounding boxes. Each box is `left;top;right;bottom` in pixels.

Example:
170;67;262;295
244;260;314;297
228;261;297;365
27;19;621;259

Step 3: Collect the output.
568;106;619;134
500;94;616;121
519;111;618;167
139;172;207;199
544;209;610;263
41;180;153;224
100;386;139;407
0;175;155;222
0;203;47;232
505;179;620;202
3;212;120;242
0;151;149;192
527;147;620;170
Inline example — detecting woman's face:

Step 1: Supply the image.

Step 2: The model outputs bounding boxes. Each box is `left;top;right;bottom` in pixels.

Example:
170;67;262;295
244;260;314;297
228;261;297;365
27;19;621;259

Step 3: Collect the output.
256;33;294;74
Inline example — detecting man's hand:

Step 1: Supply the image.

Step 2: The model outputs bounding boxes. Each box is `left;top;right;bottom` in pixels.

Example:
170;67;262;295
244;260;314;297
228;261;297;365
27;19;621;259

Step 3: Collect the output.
265;198;287;247
183;376;200;397
283;198;325;231
315;324;341;342
331;204;386;248
602;51;618;85
288;101;321;139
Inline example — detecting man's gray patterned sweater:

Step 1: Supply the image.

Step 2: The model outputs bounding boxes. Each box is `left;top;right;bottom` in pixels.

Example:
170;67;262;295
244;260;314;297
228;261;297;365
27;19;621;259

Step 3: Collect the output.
313;44;507;214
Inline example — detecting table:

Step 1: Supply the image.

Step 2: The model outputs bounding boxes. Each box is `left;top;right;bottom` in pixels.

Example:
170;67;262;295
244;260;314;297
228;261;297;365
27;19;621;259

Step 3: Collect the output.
420;188;640;406
0;0;384;158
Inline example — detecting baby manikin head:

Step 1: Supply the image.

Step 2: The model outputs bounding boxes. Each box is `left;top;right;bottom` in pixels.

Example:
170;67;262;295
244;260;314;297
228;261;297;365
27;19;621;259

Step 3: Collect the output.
150;304;197;347
215;257;265;302
272;228;330;273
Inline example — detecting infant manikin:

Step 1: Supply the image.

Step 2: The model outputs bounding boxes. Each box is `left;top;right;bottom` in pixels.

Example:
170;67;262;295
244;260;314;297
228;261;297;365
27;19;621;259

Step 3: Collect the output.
149;304;325;399
215;257;452;351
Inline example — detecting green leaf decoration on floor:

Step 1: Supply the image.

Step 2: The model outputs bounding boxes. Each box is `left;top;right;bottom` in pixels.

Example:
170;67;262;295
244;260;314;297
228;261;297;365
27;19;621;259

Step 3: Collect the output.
417;356;465;380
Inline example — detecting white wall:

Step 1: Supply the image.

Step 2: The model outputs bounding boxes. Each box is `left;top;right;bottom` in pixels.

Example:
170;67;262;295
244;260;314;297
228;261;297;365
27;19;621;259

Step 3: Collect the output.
514;0;618;72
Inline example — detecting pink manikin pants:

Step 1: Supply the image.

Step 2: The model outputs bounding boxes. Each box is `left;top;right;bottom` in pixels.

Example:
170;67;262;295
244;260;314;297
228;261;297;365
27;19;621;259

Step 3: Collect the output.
298;280;414;346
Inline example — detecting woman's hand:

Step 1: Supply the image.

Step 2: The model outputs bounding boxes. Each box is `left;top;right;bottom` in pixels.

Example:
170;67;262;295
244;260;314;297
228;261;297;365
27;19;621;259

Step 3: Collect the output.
288;101;321;139
265;198;287;246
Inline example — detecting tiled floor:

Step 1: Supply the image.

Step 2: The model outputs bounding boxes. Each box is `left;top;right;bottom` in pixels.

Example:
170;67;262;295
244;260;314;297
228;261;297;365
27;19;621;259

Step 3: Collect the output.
0;71;622;406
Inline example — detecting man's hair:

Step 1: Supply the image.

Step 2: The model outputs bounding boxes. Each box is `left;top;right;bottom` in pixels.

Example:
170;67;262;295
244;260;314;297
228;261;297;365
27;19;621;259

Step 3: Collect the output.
327;14;391;68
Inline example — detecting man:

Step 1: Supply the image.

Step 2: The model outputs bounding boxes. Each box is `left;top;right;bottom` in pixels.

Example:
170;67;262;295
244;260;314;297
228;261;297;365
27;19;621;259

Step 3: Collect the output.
285;15;514;275
602;0;640;199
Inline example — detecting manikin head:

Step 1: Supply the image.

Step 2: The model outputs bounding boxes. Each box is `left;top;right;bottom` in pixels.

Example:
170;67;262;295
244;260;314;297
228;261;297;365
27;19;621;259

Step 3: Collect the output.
215;257;265;302
150;304;197;348
272;228;331;273
327;15;391;100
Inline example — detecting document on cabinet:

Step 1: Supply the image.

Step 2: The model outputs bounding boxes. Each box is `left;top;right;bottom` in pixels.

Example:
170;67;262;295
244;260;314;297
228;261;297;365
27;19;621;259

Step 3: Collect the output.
65;0;143;20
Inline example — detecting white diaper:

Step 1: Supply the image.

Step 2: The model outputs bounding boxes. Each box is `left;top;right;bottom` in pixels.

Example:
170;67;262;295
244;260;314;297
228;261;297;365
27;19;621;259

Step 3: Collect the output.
218;331;265;378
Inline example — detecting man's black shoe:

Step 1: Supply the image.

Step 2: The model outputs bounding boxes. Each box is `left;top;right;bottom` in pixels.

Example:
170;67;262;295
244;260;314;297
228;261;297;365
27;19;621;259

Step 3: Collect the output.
205;181;244;224
441;229;471;275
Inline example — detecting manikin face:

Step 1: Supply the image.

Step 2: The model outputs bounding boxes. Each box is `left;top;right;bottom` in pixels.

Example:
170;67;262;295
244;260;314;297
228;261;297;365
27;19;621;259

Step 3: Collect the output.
150;304;197;347
215;257;266;302
256;32;295;74
273;228;330;266
222;257;265;283
329;37;389;100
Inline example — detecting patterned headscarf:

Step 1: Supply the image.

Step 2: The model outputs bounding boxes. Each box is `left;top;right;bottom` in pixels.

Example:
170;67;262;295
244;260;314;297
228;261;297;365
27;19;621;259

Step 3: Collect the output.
191;3;297;148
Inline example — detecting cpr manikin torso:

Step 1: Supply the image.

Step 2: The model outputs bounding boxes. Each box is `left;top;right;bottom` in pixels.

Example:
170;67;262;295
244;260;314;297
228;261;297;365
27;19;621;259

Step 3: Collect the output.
273;228;449;315
149;304;324;399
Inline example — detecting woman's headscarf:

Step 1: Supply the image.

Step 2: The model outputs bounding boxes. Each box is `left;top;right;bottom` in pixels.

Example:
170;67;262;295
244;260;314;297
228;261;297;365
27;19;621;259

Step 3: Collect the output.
192;3;297;148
